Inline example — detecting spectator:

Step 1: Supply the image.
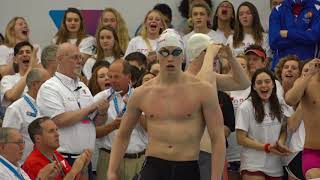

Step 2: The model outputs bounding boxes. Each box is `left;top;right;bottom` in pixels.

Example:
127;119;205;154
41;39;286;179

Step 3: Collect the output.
52;8;96;63
2;68;50;163
125;52;147;71
88;61;111;96
226;2;271;59
212;1;235;44
41;44;58;77
83;26;123;80
236;68;293;179
125;9;167;64
269;0;320;70
0;17;41;77
97;7;130;53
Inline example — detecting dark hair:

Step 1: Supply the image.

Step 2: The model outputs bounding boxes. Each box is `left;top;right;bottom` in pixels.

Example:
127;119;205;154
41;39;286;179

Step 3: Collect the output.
153;3;172;22
178;0;213;19
233;2;264;48
55;7;87;46
88;61;110;96
136;71;156;87
0;33;4;44
13;41;34;73
212;1;235;31
125;52;147;69
14;41;33;56
28;116;51;143
250;68;282;123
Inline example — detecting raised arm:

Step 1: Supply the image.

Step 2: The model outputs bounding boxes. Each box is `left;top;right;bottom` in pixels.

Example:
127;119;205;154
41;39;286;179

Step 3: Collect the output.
107;90;142;180
201;83;225;180
216;46;251;91
285;59;320;106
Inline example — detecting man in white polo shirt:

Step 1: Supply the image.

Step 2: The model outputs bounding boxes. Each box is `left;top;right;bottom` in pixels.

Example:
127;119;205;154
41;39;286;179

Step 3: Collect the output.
94;59;147;180
0;127;30;180
2;68;50;163
36;43;108;180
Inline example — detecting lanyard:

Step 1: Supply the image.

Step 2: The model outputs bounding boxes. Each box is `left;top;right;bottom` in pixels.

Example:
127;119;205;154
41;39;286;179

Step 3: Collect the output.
55;75;82;108
0;157;24;180
113;85;132;117
38;150;66;177
23;95;38;117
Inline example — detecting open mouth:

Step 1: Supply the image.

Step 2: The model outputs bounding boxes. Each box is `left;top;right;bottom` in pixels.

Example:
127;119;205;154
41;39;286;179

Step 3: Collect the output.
166;64;175;69
105;82;110;88
222;9;228;15
22;30;28;36
22;59;30;64
261;90;269;95
149;24;158;29
285;74;293;78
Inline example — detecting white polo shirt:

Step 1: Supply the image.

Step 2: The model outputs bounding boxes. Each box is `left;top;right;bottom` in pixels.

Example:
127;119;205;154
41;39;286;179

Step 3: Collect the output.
236;98;293;177
0;73;28;108
94;87;148;153
82;55;115;80
36;72;96;154
226;33;272;58
124;36;158;57
2;93;41;163
0;155;30;180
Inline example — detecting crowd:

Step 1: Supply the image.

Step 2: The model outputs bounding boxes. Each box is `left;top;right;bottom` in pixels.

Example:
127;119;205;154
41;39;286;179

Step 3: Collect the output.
0;0;320;179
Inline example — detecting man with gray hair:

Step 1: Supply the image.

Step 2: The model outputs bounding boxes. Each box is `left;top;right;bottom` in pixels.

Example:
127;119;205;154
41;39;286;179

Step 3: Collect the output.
0;127;31;179
2;68;50;163
41;45;58;76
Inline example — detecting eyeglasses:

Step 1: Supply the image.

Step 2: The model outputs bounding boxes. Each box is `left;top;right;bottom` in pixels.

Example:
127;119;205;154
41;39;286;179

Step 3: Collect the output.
158;48;183;57
5;140;25;145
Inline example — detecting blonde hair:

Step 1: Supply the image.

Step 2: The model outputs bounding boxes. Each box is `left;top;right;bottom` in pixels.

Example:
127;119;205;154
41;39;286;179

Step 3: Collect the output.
4;17;28;47
98;8;130;53
140;10;168;40
54;8;88;46
95;26;123;61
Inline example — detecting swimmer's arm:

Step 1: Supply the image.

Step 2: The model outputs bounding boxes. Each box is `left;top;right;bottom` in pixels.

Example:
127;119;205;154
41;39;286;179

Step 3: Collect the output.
202;84;225;180
216;47;251;91
285;75;312;106
287;104;303;133
107;91;142;179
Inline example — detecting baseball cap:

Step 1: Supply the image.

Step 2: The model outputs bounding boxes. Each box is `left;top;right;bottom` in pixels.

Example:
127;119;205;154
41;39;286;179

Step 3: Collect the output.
186;33;212;62
244;48;266;61
156;29;184;51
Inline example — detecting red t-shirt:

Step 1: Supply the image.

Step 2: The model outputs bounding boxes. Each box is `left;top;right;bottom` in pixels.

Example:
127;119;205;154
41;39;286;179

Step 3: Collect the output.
22;148;72;180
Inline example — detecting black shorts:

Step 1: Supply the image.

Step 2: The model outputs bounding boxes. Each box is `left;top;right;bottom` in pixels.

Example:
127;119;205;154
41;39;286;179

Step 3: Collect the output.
286;151;305;180
133;156;200;180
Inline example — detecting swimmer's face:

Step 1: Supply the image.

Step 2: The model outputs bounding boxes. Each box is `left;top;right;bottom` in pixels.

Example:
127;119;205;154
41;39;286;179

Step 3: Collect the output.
157;46;183;73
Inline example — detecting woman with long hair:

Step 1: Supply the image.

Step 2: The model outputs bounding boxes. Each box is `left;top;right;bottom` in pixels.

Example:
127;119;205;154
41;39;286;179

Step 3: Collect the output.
125;9;167;64
212;1;235;44
52;7;96;62
97;7;130;53
236;68;293;179
226;2;271;59
0;17;40;76
83;26;123;80
88;61;111;96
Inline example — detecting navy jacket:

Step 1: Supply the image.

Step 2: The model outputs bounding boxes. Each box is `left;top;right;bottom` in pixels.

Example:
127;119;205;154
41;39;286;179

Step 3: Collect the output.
269;0;320;69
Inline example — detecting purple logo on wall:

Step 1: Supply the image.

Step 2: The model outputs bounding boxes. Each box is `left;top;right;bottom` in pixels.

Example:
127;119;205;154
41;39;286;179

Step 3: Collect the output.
49;9;102;36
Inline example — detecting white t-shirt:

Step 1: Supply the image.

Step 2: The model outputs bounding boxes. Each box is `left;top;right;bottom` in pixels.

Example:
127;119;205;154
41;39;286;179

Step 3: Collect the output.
226;87;250;162
2;94;41;163
36;72;96;154
0;155;30;180
226;33;272;58
236;98;293;177
94;87;148;153
0;44;41;66
52;36;96;56
0;73;28;108
285;120;305;165
83;55;115;80
124;36;158;57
